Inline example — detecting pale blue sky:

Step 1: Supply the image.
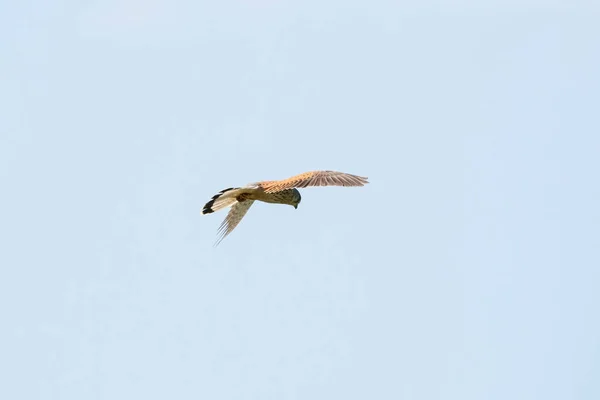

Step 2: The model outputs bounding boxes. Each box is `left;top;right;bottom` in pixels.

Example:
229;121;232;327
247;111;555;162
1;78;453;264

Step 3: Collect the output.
1;1;599;399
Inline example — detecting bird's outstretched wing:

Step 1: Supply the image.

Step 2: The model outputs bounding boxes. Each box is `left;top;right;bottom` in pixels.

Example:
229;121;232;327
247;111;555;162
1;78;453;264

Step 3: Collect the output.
259;170;368;193
215;200;255;246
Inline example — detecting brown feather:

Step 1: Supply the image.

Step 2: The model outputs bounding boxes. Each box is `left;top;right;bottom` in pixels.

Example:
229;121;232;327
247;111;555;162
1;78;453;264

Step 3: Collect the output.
259;170;368;193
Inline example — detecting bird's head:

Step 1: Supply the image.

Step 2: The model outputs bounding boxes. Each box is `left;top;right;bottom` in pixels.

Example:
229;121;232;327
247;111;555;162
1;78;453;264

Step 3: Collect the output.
292;189;301;209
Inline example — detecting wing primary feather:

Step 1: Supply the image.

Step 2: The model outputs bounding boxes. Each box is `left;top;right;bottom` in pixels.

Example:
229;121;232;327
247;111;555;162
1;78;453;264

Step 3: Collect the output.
260;170;369;193
214;200;255;246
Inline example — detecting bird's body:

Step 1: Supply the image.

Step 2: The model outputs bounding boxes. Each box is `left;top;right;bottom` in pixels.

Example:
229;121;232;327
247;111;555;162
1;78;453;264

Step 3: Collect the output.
202;170;368;244
202;187;300;213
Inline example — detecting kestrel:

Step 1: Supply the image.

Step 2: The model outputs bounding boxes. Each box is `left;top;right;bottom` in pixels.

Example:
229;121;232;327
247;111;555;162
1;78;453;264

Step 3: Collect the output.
202;170;369;245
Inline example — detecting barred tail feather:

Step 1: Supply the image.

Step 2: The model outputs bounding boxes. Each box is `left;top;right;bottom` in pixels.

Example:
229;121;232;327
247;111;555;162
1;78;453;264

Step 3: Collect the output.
202;187;240;215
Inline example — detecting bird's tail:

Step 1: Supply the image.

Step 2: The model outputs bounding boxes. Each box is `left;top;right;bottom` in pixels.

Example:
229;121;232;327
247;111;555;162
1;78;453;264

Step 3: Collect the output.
202;187;240;214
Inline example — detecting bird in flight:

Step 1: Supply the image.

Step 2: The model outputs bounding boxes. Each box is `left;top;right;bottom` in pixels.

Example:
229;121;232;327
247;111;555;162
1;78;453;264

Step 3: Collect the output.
202;170;369;245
